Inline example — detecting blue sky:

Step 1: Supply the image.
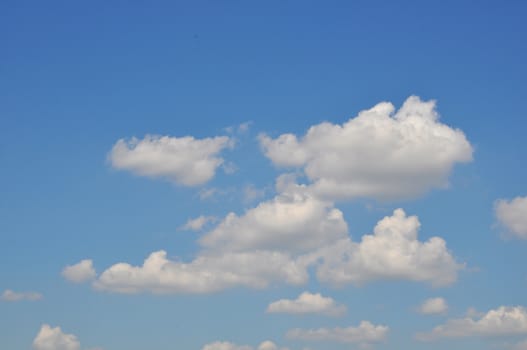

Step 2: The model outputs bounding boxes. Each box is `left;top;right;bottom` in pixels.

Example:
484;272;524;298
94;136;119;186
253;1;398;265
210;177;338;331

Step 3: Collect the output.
1;1;527;349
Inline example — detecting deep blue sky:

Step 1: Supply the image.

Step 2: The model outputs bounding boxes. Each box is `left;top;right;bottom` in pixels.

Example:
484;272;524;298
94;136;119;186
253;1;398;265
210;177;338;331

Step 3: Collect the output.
1;1;527;349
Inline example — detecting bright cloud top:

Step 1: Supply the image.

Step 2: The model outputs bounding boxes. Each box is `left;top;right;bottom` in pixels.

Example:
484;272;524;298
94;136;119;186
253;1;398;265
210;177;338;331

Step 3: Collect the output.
1;289;42;302
109;134;232;186
33;324;80;350
202;340;288;350
416;306;527;340
62;259;96;283
418;297;448;315
89;202;460;294
495;196;527;239
199;191;348;254
266;291;346;317
311;209;461;287
286;321;388;345
260;96;473;201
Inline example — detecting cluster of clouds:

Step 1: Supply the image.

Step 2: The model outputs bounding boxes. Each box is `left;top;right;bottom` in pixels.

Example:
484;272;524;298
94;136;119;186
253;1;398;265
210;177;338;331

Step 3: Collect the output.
56;96;475;348
19;96;526;348
74;204;461;294
85;97;472;295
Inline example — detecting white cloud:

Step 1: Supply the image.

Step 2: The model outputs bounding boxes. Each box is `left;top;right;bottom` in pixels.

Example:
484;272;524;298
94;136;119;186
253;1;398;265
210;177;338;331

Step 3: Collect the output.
91;185;459;293
266;291;346;317
62;259;96;283
33;324;80;350
310;209;462;287
109;134;232;186
418;297;448;315
93;206;459;293
93;250;308;294
416;306;527;340
286;321;388;346
93;189;341;294
260;96;473;201
1;289;42;302
182;215;217;231
495;196;527;239
199;191;348;254
202;340;287;350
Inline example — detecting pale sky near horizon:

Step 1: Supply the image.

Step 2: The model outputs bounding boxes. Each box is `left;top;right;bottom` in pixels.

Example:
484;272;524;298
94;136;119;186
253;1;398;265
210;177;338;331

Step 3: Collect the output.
1;1;527;350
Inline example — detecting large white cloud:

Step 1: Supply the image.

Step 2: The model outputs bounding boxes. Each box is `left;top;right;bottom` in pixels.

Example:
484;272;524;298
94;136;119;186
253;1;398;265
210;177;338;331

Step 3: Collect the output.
89;188;459;293
202;340;287;350
416;306;527;340
62;259;96;283
286;321;388;345
309;209;461;287
33;324;80;350
260;96;473;201
93;189;345;294
495;196;527;239
266;291;346;317
418;297;448;315
109;134;232;186
1;289;42;302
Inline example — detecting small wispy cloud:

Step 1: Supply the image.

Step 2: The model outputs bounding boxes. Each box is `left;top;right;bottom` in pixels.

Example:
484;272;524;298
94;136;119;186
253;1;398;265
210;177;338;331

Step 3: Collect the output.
1;289;43;302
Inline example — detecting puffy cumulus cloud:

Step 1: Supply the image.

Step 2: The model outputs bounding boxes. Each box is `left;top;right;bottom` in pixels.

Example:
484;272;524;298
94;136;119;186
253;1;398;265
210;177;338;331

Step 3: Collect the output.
309;209;462;287
33;324;80;350
260;96;473;201
202;340;288;350
286;321;388;346
109;134;232;186
94;188;348;294
495;196;527;239
94;250;308;294
266;291;346;317
199;191;348;254
62;259;96;283
90;184;458;294
181;215;217;231
1;289;42;302
418;297;448;315
416;306;527;340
